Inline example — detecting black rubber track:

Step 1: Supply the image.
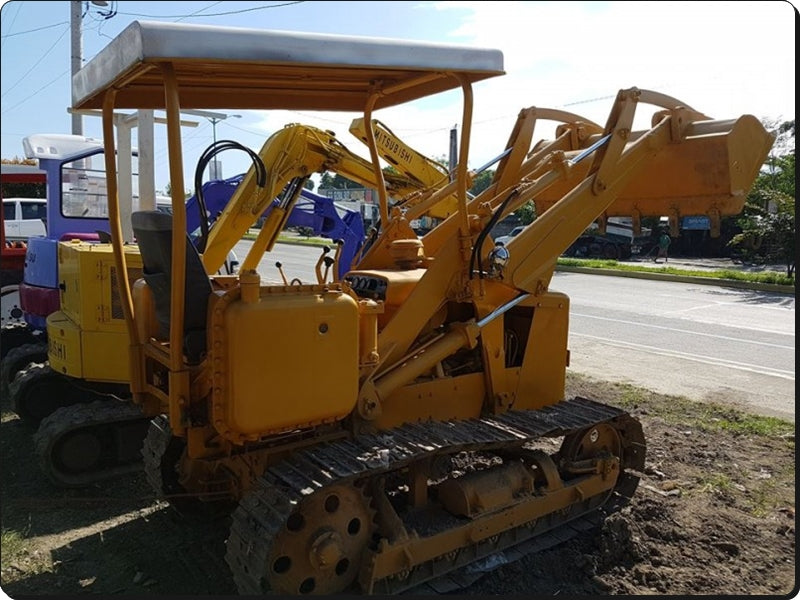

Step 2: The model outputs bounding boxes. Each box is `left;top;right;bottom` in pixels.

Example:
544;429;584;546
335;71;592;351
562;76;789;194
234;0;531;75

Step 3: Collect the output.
225;396;645;595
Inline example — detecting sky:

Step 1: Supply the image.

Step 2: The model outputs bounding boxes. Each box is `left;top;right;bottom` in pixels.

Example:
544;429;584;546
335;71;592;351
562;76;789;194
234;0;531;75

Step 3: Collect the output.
0;0;795;194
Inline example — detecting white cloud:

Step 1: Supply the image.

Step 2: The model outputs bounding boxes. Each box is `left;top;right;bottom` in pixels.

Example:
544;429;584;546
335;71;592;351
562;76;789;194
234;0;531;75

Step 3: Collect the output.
245;1;794;180
13;1;786;192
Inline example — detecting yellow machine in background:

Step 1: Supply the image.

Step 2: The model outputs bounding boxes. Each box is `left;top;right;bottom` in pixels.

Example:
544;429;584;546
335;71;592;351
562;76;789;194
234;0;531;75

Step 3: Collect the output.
349;117;458;224
47;242;144;382
71;20;773;596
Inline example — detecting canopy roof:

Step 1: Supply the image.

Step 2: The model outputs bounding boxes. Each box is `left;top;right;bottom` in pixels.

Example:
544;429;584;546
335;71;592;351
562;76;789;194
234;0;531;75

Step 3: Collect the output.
72;21;505;112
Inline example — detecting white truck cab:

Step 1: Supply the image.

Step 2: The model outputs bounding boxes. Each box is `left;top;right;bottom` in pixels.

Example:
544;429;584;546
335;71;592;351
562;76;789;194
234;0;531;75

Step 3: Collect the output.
3;197;47;240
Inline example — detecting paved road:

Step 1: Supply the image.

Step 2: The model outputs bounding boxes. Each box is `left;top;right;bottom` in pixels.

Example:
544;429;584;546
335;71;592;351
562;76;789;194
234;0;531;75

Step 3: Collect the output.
234;240;796;422
551;271;795;422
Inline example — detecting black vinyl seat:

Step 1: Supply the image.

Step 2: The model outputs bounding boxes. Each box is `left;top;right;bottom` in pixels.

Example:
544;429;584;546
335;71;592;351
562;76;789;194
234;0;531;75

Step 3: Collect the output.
131;210;212;363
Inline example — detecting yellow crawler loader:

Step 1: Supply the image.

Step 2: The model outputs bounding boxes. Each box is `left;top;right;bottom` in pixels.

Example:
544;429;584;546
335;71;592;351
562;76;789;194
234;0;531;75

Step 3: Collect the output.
69;20;773;595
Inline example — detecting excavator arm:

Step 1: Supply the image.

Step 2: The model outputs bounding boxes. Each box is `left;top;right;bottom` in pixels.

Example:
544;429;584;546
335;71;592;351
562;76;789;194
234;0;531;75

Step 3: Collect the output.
349;117;458;220
201;124;435;273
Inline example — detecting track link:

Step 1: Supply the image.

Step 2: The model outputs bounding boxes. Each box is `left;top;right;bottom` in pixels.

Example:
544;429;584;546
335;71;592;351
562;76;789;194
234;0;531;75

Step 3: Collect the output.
9;361;130;426
10;362;82;425
0;321;45;359
226;396;645;595
142;415;237;518
0;341;47;400
33;400;151;488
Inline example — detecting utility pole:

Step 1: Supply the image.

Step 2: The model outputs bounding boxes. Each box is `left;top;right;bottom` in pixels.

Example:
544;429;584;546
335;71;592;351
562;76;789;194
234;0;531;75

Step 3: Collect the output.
69;1;84;135
70;1;113;136
449;124;458;181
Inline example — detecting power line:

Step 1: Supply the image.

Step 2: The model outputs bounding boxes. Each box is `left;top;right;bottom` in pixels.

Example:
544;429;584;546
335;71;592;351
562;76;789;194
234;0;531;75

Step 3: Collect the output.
0;2;304;39
1;24;70;99
172;1;225;23
0;0;24;49
0;21;69;38
0;68;70;117
117;1;306;19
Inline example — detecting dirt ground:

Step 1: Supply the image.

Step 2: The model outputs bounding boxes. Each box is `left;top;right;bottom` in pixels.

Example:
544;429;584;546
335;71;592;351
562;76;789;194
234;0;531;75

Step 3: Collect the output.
0;373;795;598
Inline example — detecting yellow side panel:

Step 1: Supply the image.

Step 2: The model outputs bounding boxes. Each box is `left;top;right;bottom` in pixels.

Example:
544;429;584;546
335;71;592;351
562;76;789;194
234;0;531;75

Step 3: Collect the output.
46;311;131;382
512;292;569;410
57;240;143;332
47;311;83;378
57;241;83;325
376;372;485;430
217;289;359;438
80;331;131;382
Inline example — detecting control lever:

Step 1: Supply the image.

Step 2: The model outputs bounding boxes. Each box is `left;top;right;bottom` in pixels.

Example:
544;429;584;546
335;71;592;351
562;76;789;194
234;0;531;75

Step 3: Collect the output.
275;261;289;285
322;256;335;283
331;239;344;282
315;246;331;284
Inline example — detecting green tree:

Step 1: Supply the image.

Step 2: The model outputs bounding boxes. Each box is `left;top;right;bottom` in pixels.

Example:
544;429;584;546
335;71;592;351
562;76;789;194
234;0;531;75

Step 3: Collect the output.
164;182;191;199
1;157;44;198
515;201;537;225
319;173;360;190
728;120;795;278
468;169;493;196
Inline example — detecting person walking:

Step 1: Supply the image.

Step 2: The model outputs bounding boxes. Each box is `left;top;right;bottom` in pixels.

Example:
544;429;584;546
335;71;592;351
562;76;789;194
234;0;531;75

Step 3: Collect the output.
654;230;671;263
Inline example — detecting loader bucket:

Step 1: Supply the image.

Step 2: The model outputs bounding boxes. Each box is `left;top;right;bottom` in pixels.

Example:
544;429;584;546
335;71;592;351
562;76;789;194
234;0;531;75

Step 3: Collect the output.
532;114;774;235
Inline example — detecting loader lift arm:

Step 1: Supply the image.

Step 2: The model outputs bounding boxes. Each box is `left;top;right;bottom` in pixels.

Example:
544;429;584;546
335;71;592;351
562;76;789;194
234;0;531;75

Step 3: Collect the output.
353;88;774;417
503;92;774;293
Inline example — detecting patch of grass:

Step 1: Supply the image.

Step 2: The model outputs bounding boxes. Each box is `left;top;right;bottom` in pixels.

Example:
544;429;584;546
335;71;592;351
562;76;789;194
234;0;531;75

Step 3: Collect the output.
696;472;735;495
1;529;26;569
556;257;794;287
707;413;795;438
748;478;782;518
566;372;794;442
649;398;792;440
277;235;331;247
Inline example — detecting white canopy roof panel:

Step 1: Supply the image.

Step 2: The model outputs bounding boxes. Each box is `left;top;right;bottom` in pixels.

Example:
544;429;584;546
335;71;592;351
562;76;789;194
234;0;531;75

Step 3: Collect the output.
72;21;505;112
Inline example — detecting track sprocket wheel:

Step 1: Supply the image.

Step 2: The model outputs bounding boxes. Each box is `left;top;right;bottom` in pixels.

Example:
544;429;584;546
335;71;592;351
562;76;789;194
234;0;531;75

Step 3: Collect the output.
267;483;375;595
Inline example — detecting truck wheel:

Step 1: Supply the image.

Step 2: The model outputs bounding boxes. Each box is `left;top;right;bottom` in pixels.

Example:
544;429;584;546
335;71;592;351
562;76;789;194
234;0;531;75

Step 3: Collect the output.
603;243;619;259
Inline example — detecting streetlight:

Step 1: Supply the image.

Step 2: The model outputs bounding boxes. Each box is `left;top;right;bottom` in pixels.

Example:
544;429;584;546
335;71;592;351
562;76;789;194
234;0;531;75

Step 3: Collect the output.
180;111;241;180
207;113;242;146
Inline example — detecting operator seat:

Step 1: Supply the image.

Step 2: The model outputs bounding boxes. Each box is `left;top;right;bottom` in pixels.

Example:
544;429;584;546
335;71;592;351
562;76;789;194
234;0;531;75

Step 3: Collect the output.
131;210;212;364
